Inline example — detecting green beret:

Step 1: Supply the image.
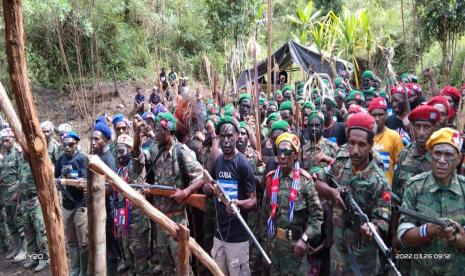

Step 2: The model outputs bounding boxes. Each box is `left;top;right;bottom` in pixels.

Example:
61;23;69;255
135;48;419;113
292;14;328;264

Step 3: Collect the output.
362;70;374;79
323;97;338;108
311;89;320;98
282;85;293;92
207;99;214;105
279;100;293;111
156;112;177;132
314;98;321;107
266;112;280;124
223;103;235;116
378;91;387;98
239;93;252;103
335;88;346;98
307;110;324;124
297;82;304;90
304;101;315;110
347;90;365;101
401;73;409;81
270;120;289;133
268;101;278;109
259;97;266;106
217;115;239;133
363;87;376;97
334;77;344;85
274;89;282;96
239;121;250;135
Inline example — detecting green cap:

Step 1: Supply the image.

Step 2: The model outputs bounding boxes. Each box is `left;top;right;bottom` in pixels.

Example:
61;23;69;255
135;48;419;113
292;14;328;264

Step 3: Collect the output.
239;93;252;103
274;89;282;96
323;97;338;108
378;91;388;98
217;115;239;133
156;112;177;132
362;70;374;79
334;77;344;85
307;110;324;124
259;97;266;106
363;87;376;97
223;103;235;116
303;101;315;110
279;100;293;111
239;121;250;135
268;100;278;109
266;112;281;125
282;85;293;92
347;90;365;102
270;120;290;133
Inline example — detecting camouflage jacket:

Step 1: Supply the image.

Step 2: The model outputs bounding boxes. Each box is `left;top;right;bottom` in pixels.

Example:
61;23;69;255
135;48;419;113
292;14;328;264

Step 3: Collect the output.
399;171;465;275
0;143;22;185
335;143;385;171
302;137;338;171
329;156;391;270
47;138;60;166
263;169;323;244
18;159;36;200
147;141;203;214
392;142;431;201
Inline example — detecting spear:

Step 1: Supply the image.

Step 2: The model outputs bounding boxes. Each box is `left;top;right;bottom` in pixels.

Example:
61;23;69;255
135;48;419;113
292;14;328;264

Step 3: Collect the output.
247;34;262;159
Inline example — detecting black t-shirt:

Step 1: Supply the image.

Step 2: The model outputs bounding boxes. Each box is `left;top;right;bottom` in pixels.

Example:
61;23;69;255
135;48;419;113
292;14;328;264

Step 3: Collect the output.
386;114;404;131
213;152;255;243
55;151;88;210
322;122;346;146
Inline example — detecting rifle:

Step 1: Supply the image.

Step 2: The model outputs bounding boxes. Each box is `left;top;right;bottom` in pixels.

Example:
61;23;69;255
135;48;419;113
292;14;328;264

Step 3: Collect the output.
203;169;272;265
55;178;206;211
394;205;461;231
129;183;206;212
327;175;401;276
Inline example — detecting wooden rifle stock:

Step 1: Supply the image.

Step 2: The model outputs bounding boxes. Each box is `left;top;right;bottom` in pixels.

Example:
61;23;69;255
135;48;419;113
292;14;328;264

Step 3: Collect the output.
146;189;206;211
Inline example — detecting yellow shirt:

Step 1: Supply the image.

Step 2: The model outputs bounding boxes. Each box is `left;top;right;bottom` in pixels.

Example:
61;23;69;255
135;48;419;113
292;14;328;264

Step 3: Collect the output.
373;127;404;185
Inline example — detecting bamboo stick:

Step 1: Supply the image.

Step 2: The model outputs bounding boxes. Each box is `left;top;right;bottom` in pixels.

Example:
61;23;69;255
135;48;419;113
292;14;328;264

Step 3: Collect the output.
87;155;224;276
2;1;68;275
87;169;107;276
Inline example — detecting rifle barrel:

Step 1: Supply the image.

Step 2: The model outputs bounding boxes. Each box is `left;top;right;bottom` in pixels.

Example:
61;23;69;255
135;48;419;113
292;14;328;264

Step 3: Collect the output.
129;184;176;191
394;205;449;228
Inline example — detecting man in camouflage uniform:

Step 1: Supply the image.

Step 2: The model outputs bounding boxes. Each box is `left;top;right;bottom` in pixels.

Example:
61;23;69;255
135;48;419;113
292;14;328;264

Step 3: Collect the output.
237;121;265;275
302;110;338;171
393;105;441;200
397;127;465;275
0;128;27;262
137;111;204;275
0;141;12;254
263;132;323;275
315;113;391;275
41;121;60;166
18;154;49;271
114;131;151;275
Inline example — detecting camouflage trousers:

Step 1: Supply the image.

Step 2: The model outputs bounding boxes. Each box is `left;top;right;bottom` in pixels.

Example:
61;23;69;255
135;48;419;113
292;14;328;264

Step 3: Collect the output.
2;184;24;241
269;238;306;275
0;204;11;250
156;211;193;276
248;208;263;275
21;197;49;258
120;216;151;275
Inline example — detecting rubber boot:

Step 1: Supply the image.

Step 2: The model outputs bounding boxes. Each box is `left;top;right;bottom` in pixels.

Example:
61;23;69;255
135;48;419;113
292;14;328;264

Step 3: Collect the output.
34;259;49;272
68;246;80;276
5;236;19;260
79;247;88;276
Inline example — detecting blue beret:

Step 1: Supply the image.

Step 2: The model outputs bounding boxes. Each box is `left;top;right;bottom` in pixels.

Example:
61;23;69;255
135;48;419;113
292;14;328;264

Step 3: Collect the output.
63;131;80;142
142;111;156;121
95;115;107;124
94;122;112;140
112;113;126;126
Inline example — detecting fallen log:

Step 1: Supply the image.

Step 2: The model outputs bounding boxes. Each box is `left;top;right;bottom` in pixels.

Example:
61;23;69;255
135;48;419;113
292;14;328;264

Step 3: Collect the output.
87;155;224;276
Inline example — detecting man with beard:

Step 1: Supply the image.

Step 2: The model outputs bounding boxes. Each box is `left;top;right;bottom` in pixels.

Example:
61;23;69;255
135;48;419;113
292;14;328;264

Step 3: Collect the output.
368;97;404;185
114;131;150;275
427;96;450;129
315;113;391;275
392;105;441;200
262;132;323;275
140;111;204;275
91;122;119;275
40;121;60;166
55;131;88;276
397;128;465;275
302;110;338;172
320;98;346;146
0;128;26;262
279;101;294;129
386;86;411;145
203;115;256;276
110;114;130;157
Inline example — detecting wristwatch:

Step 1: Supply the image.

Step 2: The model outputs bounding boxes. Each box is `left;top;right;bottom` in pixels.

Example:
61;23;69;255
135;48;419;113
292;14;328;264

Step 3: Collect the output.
301;233;309;243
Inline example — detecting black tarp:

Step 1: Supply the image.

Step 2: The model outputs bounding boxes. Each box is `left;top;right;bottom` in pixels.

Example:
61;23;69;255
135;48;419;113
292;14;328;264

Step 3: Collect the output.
236;40;351;90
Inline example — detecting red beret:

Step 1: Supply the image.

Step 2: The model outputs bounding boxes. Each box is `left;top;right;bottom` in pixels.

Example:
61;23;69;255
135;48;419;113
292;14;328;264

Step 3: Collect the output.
427;96;450;110
391;85;410;96
368;97;388;112
441;86;461;102
348;104;367;114
405;83;422;96
346;113;376;133
408;105;441;123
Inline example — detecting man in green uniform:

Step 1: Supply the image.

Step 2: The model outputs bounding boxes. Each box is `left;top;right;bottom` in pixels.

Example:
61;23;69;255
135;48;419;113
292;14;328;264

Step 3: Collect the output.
0;140;12;254
41;121;60;166
315;113;392;275
397;127;465;275
393;105;441;200
0;128;26;261
136;111;204;275
18;154;49;271
263;132;323;275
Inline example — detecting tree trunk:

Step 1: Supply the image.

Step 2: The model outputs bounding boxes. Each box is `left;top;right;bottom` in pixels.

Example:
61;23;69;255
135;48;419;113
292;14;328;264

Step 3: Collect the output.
177;224;190;276
2;1;69;275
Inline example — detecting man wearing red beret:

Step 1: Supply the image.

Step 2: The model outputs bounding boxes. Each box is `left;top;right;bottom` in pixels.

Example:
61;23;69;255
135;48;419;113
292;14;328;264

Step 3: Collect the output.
368;97;404;185
427;96;450;128
386;86;412;145
440;86;461;126
315;113;392;275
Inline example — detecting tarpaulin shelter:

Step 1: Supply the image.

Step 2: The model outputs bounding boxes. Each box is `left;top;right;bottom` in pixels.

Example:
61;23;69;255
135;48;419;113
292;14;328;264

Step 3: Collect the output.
236;40;352;90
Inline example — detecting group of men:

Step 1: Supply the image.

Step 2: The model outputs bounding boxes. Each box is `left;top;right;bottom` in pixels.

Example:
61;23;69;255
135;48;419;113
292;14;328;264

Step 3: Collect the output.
1;67;465;276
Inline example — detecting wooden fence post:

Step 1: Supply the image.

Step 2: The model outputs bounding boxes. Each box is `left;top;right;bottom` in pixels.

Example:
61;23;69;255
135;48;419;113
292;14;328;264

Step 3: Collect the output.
87;169;107;276
178;224;190;276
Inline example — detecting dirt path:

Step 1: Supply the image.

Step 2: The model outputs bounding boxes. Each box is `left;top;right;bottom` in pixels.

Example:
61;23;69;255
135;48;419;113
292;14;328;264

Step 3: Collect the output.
0;250;51;276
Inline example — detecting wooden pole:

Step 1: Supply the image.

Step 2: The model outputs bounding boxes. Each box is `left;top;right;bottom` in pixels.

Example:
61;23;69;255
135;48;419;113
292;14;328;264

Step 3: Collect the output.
177;224;190;276
0;82;28;154
2;1;69;275
87;169;107;276
266;0;272;99
87;155;225;276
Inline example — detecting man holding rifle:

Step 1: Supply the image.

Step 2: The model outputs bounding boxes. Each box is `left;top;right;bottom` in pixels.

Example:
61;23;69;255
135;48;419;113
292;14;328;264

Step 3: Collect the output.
397;128;465;275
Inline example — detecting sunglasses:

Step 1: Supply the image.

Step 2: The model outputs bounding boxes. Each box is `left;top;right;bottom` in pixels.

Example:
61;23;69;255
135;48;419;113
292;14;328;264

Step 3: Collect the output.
115;126;127;131
63;142;76;148
277;148;294;157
